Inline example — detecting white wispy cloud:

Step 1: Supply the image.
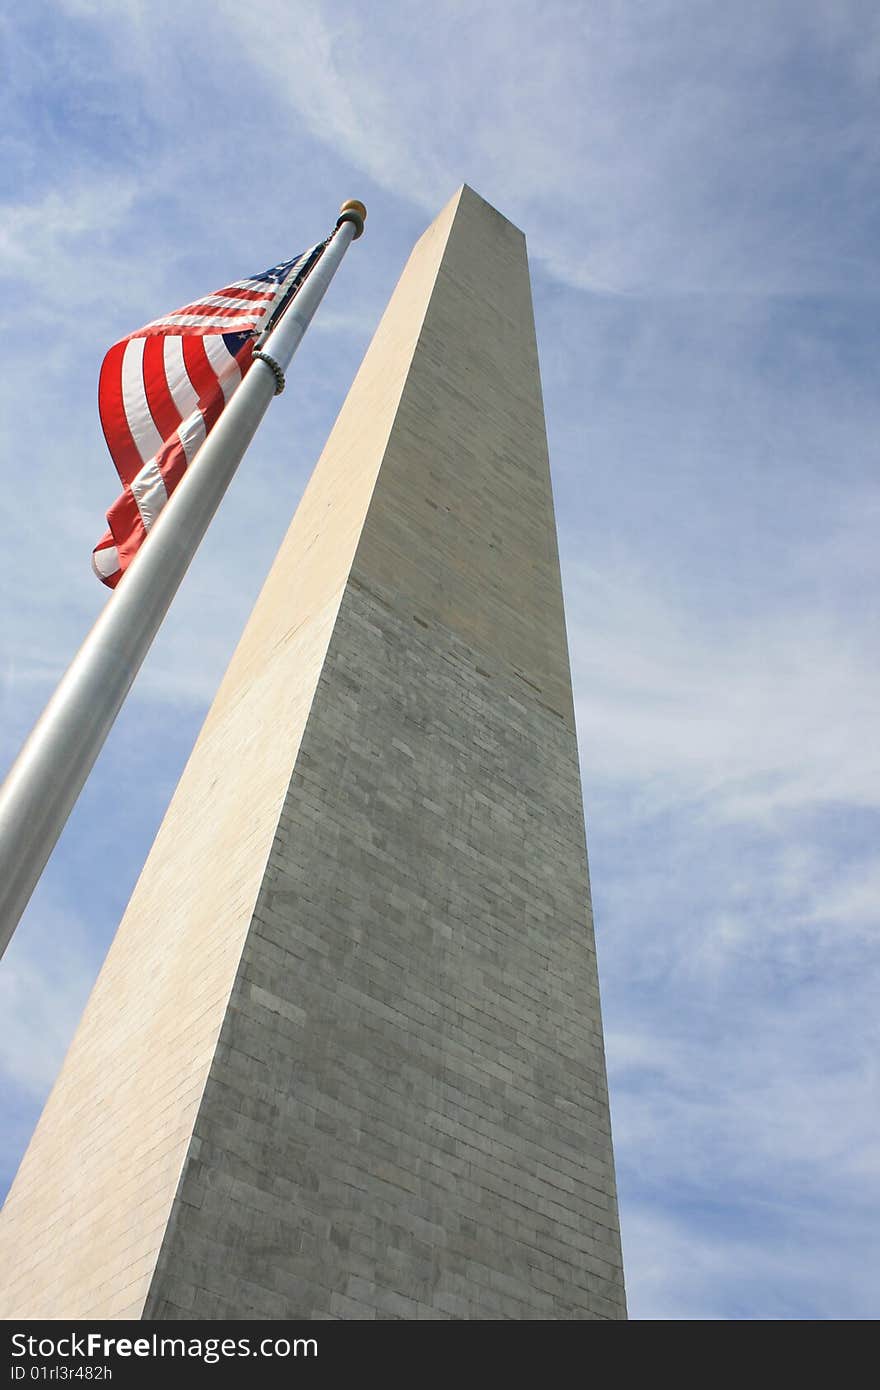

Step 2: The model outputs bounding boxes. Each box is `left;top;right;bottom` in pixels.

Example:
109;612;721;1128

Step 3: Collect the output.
622;1197;880;1320
0;893;98;1100
206;0;880;298
568;555;880;823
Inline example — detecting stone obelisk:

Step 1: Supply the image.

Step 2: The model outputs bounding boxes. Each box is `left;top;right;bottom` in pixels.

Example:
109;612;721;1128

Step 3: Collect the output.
0;186;626;1320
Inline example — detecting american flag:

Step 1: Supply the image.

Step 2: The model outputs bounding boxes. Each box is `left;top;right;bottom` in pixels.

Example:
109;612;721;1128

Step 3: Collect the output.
93;244;325;587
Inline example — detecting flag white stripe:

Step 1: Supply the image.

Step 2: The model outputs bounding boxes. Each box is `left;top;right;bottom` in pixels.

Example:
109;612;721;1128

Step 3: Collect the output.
203;336;242;404
156;312;261;331
130;458;169;531
224;278;273;292
139;310;264;333
178;410;207;463
92;544;120;580
121;338;166;465
163;338;201;420
178;293;275;311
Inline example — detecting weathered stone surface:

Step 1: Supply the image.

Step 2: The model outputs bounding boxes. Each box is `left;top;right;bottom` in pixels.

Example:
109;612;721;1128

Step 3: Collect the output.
0;186;625;1320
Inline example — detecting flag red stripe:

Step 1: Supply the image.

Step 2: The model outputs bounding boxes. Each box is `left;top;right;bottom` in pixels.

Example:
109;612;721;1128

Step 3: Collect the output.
161;304;269;321
177;290;274;310
157;437;188;495
200;386;224;436
98;342;146;487
133;321;258;339
141;337;182;442
106;486;147;568
216;284;278;298
182;337;223;408
92;529;121;587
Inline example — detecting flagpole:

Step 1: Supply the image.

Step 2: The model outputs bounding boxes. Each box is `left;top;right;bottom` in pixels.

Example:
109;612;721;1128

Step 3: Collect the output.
0;200;366;958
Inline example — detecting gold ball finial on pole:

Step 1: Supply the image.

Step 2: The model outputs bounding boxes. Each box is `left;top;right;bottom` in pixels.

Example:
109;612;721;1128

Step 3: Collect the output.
337;199;367;239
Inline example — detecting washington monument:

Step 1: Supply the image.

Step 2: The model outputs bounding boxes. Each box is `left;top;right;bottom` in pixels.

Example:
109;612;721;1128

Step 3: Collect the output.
0;186;626;1320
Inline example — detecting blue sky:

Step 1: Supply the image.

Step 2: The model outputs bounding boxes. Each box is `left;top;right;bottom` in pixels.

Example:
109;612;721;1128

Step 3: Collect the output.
2;1;879;1320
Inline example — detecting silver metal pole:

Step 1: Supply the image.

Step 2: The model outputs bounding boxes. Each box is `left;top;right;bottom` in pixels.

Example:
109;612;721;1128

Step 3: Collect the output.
0;201;366;956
